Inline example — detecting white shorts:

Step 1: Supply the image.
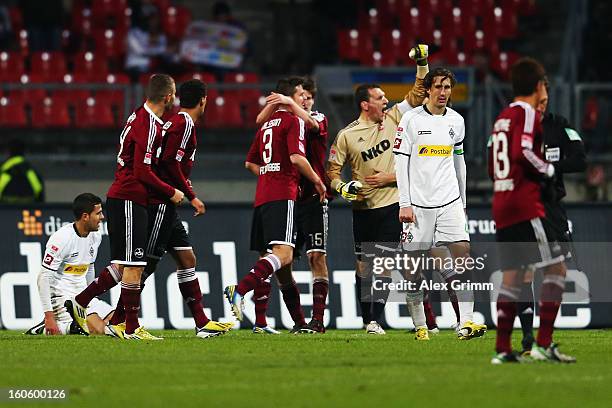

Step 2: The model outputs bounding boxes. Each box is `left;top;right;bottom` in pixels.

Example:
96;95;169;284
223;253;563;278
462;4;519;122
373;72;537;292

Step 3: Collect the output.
401;198;469;251
87;298;114;320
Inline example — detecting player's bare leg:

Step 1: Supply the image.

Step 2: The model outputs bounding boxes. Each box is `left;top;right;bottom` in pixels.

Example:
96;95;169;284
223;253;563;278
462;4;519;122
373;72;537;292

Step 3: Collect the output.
530;261;576;363
306;251;328;333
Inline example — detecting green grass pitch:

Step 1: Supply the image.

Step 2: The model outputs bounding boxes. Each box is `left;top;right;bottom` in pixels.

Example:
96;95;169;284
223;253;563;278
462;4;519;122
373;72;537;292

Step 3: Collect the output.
1;329;611;407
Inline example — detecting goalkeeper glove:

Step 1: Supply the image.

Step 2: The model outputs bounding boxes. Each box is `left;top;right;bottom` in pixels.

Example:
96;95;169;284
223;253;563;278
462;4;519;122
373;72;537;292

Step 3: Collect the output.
409;44;429;66
336;180;362;201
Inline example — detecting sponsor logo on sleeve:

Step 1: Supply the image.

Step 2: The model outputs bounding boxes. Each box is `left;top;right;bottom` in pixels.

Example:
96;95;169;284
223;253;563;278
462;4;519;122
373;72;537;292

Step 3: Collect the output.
394;137;402;149
521;135;533;149
176;149;185;162
43;253;54;266
329;148;337;161
163;121;172;130
144;152;152;164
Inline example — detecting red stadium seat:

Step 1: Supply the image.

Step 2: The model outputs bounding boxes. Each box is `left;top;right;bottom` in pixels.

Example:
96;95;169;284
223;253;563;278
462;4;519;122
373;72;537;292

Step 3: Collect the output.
379;29;415;65
161;6;191;40
458;0;495;17
490;51;520;80
93;29;127;57
399;7;434;43
462;29;499;54
223;72;261;100
73;51;109;81
31;96;71;128
483;7;518;39
375;0;412;19
91;0;128;22
418;0;453;19
71;5;94;36
17;29;29;56
30;52;67;82
442;7;477;38
357;7;390;34
243;94;267;128
0;95;28;127
74;95;116;128
337;28;374;63
0;52;25;82
8;6;24;32
204;95;243;128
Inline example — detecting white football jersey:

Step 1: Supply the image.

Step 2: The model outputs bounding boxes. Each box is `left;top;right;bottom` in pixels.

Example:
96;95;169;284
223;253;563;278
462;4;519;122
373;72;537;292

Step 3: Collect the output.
41;223;102;296
394;105;465;208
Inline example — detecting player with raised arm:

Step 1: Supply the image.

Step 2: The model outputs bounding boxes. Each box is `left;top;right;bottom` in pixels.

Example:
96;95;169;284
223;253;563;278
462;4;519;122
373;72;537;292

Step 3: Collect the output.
225;77;326;330
67;74;184;341
326;45;429;335
394;67;487;341
488;57;575;363
32;193;113;336
251;77;331;333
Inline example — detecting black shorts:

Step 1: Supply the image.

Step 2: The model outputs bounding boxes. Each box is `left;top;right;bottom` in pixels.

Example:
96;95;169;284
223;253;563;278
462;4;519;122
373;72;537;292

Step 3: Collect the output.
353;203;402;258
106;197;148;266
250;200;296;253
295;197;328;255
544;200;572;257
146;203;191;260
496;217;565;270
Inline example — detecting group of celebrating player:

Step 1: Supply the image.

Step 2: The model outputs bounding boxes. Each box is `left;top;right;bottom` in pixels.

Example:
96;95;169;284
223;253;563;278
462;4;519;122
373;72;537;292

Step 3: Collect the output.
30;42;581;363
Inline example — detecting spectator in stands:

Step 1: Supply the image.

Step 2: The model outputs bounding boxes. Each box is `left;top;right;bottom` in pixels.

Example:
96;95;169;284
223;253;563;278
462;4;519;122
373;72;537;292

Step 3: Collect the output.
125;14;171;82
129;0;159;30
19;0;64;51
0;139;45;204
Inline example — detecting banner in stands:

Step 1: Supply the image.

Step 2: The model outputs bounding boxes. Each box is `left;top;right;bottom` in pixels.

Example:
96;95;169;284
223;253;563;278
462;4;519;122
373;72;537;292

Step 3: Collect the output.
1;203;611;330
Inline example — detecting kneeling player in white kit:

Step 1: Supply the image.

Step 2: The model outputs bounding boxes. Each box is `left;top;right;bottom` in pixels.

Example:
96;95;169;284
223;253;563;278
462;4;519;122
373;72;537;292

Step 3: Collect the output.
394;67;486;340
28;193;114;336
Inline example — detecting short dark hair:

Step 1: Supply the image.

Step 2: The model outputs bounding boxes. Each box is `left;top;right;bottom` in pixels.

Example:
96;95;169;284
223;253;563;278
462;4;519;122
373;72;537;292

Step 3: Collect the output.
275;76;304;97
354;83;380;112
302;77;317;98
72;193;102;220
423;67;457;91
146;74;175;103
511;57;547;97
179;79;207;108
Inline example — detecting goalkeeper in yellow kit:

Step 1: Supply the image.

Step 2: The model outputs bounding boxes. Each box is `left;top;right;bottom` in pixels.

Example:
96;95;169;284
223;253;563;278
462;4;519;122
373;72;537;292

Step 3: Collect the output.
326;45;429;334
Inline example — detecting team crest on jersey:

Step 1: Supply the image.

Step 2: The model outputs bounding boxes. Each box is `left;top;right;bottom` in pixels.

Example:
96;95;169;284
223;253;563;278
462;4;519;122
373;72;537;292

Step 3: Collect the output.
449;128;455;137
134;248;144;258
163;121;172;130
90;247;94;256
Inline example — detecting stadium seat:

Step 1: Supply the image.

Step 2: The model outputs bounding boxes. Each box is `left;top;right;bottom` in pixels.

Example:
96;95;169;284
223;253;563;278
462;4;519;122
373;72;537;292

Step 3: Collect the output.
71;5;94;36
73;51;109;81
357;7;389;34
490;51;520;80
442;7;477;38
244;94;267;128
161;6;191;40
375;0;412;20
379;29;414;65
8;6;23;32
74;95;116;128
337;29;368;62
0;95;28;128
223;72;261;100
93;29;126;57
17;29;29;56
418;0;453;19
31;96;71;128
462;29;499;54
0;52;25;82
399;8;434;43
91;0;128;22
204;95;243;128
30;52;67;82
483;7;518;39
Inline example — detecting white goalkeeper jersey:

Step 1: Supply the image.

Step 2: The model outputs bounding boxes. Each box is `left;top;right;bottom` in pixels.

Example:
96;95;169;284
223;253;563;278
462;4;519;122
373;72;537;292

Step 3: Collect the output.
41;223;101;296
393;105;465;208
